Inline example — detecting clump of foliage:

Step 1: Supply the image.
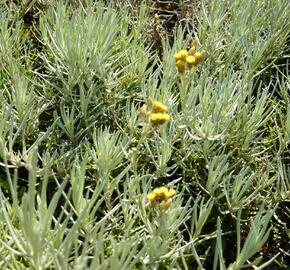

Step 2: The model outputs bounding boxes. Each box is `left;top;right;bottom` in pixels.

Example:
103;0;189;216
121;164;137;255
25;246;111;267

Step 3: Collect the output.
0;0;289;269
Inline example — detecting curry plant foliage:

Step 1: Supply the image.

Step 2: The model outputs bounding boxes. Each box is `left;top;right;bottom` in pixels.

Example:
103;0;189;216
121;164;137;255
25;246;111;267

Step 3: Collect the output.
0;0;289;269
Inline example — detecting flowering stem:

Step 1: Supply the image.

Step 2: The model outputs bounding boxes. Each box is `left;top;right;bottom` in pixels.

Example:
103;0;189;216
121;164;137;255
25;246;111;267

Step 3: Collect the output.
179;73;187;111
131;122;150;175
158;210;169;239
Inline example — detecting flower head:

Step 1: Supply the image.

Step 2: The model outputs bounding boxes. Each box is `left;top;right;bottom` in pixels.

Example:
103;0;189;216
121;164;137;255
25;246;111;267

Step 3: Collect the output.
173;52;182;61
186;55;197;69
179;49;188;60
147;186;176;210
194;50;206;64
173;39;206;73
176;60;185;73
147;192;157;207
149;113;170;126
152;101;167;113
139;97;170;127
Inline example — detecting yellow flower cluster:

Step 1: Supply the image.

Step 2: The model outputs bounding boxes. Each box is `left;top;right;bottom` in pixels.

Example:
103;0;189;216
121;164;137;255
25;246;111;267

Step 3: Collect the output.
173;39;206;73
147;187;176;210
139;96;170;126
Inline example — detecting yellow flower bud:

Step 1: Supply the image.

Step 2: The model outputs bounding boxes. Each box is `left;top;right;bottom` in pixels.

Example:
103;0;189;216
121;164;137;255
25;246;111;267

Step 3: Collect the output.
194;50;206;64
147;192;157;207
152;187;161;194
164;189;176;201
147;187;176;209
152;101;167;113
186;55;197;69
154;187;168;196
147;192;156;201
149;113;170;126
173;52;182;61
168;188;176;197
176;60;185;73
179;49;188;60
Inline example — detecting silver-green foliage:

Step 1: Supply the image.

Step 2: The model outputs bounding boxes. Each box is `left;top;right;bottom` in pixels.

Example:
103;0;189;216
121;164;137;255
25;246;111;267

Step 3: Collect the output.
0;0;289;269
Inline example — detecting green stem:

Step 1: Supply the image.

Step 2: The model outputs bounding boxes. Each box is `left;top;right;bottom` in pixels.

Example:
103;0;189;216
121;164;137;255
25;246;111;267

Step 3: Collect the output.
131;122;150;175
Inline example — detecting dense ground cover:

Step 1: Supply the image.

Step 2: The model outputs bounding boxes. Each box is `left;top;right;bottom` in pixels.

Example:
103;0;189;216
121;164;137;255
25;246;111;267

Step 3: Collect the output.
0;0;289;269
